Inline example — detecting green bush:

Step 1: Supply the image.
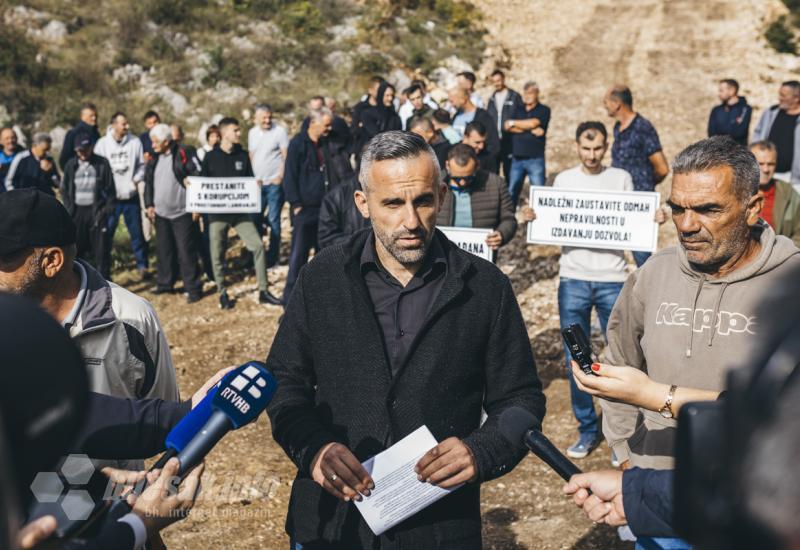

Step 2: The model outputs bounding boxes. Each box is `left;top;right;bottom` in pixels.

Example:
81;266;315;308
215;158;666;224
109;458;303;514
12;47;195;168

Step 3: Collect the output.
766;15;797;54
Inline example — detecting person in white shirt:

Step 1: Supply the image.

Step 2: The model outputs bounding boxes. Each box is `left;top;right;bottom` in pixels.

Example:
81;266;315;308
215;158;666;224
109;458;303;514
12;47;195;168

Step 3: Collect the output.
248;103;289;267
399;80;439;129
94;112;149;277
524;121;634;460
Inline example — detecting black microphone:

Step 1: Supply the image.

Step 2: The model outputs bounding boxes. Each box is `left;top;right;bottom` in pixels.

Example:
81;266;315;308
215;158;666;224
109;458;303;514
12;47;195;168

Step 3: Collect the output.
499;406;582;481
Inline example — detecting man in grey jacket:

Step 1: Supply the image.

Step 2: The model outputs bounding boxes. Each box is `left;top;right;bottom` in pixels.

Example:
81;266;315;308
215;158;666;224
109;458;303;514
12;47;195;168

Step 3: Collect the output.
752;81;800;191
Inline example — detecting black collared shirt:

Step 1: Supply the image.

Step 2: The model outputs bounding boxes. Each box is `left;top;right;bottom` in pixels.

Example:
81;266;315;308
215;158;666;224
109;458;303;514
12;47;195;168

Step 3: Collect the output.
360;234;447;376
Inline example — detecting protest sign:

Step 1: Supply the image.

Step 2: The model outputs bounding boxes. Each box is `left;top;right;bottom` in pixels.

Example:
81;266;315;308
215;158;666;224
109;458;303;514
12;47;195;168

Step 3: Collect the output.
186;177;261;213
526;187;659;252
439;226;494;261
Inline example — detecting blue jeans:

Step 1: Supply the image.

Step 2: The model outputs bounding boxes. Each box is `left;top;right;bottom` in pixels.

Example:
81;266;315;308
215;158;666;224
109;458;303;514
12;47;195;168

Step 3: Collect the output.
558;277;624;437
633;250;652;267
508;156;545;207
636;537;692;549
251;184;284;267
107;198;149;269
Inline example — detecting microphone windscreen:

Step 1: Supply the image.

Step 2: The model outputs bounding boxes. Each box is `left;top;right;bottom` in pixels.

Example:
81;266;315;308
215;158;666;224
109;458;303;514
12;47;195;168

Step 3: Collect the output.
212;361;277;428
499;406;538;448
165;383;221;452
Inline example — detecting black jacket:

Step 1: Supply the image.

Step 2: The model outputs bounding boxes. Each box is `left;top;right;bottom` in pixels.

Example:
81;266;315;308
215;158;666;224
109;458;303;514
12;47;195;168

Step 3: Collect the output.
284;131;354;209
60;153;115;225
354;82;402;158
707;96;751;146
431;134;451;169
472;107;501;159
60;120;101;169
487;88;523;153
143;142;201;208
317;176;370;249
623;468;675;537
200;142;253;178
266;229;545;548
5;149;60;195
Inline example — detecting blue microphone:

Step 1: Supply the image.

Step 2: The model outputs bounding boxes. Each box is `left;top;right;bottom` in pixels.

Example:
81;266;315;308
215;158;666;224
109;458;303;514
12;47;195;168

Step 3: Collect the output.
176;361;277;476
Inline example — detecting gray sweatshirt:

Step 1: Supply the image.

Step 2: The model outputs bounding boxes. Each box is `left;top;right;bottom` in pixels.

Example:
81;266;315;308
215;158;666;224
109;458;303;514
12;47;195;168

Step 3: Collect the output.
601;223;800;469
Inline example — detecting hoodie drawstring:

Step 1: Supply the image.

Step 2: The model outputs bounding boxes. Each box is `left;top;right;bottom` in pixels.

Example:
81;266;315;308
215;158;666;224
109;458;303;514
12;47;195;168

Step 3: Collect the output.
686;275;706;358
707;282;729;348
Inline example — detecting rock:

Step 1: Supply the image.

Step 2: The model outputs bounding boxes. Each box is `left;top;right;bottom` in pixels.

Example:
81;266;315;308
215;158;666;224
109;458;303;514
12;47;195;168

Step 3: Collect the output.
429;55;476;91
4;5;48;27
0;105;10;127
49;126;68;153
213;82;251;105
231;35;257;52
389;68;411;91
155;85;189;115
325;50;353;73
112;64;146;83
39;20;67;43
329;16;360;42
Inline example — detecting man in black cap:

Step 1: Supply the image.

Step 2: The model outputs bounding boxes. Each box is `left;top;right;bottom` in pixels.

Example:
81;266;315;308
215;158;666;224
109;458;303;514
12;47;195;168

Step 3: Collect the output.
0;189;179;405
60;132;116;280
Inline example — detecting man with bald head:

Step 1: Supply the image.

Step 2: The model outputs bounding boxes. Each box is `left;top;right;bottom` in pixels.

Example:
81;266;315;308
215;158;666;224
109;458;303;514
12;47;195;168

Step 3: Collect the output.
448;86;499;159
0;127;22;190
267;131;545;549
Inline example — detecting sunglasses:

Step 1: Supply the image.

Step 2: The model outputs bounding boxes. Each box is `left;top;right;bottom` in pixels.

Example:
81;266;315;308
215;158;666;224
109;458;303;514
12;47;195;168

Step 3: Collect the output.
445;174;477;187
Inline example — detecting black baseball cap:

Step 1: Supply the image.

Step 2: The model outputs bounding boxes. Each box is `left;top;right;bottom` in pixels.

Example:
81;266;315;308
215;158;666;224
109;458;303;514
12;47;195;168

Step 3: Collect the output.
0;189;77;257
74;132;93;151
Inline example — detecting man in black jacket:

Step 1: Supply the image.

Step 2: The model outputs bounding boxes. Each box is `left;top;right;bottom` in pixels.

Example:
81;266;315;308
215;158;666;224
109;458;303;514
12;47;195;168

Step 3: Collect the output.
267;131;545;549
4;133;60;195
282;107;354;304
487;69;523;179
201;117;281;309
707;78;751;146
317;174;370;249
143;123;204;302
60;102;101;170
60;133;115;279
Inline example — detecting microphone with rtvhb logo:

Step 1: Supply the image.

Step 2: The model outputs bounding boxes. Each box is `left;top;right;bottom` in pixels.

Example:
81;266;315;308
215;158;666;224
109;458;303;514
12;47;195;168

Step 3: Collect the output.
167;360;277;477
499;406;583;483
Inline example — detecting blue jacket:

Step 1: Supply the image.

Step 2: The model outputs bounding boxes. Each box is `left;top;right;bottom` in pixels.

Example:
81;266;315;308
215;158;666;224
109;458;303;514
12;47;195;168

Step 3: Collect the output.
5;149;60;195
707;97;751;145
623;467;676;537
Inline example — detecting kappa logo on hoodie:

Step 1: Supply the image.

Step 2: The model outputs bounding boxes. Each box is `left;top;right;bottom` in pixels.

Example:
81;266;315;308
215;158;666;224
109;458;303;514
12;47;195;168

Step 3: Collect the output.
655;302;756;336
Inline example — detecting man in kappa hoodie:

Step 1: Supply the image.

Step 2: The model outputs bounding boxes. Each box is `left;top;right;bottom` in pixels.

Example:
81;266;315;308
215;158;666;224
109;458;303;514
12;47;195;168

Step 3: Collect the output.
569;136;800;475
201;117;282;310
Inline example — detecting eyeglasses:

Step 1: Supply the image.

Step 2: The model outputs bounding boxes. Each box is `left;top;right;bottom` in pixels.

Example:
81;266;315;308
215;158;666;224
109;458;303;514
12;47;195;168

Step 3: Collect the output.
445;174;477;187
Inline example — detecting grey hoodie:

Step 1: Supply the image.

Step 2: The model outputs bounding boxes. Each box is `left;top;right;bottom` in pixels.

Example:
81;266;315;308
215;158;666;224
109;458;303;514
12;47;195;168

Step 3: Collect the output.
600;223;800;469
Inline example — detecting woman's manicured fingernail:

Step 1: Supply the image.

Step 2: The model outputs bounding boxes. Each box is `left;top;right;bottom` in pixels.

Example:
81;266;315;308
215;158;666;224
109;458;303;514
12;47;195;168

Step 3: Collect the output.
591;363;601;372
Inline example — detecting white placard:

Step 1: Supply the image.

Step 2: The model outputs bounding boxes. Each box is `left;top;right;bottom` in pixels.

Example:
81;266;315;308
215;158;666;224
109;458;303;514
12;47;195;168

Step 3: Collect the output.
185;177;261;213
439;226;494;262
354;426;461;536
526;187;659;252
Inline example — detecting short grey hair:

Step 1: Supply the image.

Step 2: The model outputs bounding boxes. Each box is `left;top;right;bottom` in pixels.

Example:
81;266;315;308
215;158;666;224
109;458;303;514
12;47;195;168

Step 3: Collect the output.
254;103;273;114
308;107;333;123
149;123;172;143
750;140;777;155
672;136;759;202
32;133;52;146
358;131;441;193
523;81;539;92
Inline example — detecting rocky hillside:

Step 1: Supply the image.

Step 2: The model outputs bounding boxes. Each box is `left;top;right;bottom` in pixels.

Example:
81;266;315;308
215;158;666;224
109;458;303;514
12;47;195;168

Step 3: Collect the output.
1;0;484;145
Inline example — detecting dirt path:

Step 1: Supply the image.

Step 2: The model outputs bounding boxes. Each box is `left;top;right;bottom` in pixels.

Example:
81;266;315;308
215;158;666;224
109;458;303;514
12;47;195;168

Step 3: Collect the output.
147;2;800;548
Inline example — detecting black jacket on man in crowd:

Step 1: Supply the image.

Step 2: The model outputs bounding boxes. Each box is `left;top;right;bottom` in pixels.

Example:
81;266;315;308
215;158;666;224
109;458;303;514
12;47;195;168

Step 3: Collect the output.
284;131;353;210
60;120;101;169
5;149;60;195
267;228;546;548
471;107;501;162
60;153;115;227
317;175;370;249
143;141;201;208
707;96;752;146
487;87;523;176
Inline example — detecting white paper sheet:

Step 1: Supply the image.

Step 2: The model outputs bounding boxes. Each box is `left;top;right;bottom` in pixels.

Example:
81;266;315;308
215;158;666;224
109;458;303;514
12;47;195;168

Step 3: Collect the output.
353;425;462;535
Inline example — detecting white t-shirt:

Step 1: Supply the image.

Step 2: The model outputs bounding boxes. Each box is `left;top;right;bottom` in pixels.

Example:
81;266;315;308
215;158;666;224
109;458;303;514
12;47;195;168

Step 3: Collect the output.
248;124;289;182
553;165;634;283
493;89;509;133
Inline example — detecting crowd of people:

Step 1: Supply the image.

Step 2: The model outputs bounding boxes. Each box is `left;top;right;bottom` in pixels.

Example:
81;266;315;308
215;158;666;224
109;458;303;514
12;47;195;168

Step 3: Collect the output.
1;69;800;550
